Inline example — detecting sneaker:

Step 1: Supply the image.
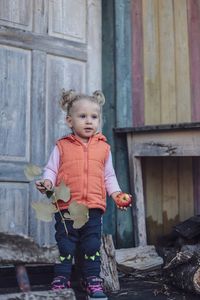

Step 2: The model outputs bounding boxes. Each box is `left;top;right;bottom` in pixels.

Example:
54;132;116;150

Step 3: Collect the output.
84;276;108;299
51;276;71;290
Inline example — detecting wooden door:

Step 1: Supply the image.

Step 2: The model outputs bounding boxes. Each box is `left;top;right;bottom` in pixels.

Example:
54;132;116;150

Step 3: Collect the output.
0;0;102;245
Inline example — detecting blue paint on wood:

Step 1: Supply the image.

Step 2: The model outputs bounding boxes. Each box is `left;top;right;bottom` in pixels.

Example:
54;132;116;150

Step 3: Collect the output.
102;0;134;248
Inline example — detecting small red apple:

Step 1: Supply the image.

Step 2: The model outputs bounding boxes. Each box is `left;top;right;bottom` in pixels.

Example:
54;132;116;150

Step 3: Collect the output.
115;193;132;208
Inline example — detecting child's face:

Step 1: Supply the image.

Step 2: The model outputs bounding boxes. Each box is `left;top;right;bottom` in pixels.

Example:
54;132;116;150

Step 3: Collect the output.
66;99;100;143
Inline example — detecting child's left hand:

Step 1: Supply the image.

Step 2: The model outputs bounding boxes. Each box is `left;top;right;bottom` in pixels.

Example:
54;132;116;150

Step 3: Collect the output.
112;192;133;210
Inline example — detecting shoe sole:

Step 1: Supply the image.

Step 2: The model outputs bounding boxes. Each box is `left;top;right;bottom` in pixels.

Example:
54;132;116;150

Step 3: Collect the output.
87;297;108;300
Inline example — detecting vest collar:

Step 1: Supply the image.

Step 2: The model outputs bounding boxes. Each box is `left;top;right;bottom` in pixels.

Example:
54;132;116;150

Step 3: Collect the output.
60;132;107;145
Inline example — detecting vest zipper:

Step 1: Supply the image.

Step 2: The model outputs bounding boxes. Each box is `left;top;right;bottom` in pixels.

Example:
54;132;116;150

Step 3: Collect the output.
83;144;88;200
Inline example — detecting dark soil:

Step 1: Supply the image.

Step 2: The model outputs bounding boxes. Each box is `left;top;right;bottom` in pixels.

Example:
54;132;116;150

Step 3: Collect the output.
0;266;200;300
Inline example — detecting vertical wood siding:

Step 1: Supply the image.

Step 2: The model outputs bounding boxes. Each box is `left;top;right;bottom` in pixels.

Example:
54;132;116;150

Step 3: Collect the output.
132;0;144;126
187;0;200;214
132;0;195;243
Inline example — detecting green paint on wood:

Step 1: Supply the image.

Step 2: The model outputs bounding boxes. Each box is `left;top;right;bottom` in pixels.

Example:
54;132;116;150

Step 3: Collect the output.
102;0;134;248
102;0;117;244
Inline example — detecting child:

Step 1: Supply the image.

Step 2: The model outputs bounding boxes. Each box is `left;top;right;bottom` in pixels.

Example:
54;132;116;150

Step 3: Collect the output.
36;90;131;299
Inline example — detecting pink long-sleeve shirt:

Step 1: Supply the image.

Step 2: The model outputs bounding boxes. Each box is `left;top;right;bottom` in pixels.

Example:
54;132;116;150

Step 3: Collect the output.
43;145;121;196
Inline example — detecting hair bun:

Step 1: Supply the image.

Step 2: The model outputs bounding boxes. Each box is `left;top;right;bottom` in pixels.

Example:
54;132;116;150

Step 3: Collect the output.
59;89;76;112
92;90;105;106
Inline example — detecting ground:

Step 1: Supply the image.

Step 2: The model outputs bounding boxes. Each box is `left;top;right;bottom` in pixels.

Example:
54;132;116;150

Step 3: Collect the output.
0;266;200;299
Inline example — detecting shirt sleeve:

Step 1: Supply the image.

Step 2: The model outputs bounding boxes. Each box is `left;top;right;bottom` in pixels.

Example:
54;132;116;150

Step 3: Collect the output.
43;145;60;187
104;151;121;196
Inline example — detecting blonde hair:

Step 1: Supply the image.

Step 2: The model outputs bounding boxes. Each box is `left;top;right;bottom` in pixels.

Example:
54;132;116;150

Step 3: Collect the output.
59;89;105;116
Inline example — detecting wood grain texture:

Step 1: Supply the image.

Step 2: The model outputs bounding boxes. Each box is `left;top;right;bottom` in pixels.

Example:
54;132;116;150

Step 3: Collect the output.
0;0;32;30
129;130;200;157
49;0;87;43
101;0;117;242
143;0;161;125
187;0;200;216
159;0;176;124
162;158;179;234
0;27;87;61
174;0;191;123
127;134;147;246
86;0;102;92
33;0;48;34
132;0;144;126
115;0;132;127
145;158;163;244
187;0;200;121
178;158;194;221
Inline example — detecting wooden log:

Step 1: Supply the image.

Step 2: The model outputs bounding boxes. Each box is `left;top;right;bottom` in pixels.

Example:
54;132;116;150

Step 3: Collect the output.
100;234;120;292
115;245;163;274
0;232;59;264
164;251;200;294
0;289;76;300
0;232;119;293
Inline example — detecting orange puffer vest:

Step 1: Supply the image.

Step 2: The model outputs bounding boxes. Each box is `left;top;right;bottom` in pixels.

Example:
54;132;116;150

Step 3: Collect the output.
56;133;110;212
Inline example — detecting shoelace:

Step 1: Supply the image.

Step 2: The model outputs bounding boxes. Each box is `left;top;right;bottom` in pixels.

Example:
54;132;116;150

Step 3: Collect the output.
52;283;65;289
87;283;103;293
52;276;70;289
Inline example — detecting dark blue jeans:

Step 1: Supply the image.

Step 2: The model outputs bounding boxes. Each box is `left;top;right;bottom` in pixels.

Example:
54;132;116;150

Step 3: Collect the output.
54;208;103;281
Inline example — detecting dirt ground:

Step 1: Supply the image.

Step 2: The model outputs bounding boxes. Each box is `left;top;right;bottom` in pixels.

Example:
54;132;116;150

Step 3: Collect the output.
73;272;200;300
0;266;200;300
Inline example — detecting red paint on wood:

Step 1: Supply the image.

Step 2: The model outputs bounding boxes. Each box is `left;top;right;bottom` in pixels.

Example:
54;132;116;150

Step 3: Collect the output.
187;0;200;121
132;0;144;126
187;0;200;214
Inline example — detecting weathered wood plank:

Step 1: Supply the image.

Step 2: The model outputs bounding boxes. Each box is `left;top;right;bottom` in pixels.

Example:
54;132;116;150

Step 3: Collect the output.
0;0;32;31
178;158;194;221
0;289;76;300
129;130;200;157
0;184;29;235
115;0;132;127
115;245;163;273
145;158;163;244
130;154;147;246
49;0;86;43
187;0;200;121
132;0;144;126
102;0;117;242
87;0;102;92
163;158;179;234
127;135;146;246
33;0;48;34
159;0;176;123
143;0;161;125
187;0;200;217
114;0;134;247
115;134;133;247
174;0;191;123
100;235;120;291
0;232;59;264
0;45;31;162
0;27;87;61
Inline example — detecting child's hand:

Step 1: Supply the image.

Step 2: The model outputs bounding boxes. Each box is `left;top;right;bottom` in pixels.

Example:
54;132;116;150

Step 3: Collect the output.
35;179;52;194
112;192;132;210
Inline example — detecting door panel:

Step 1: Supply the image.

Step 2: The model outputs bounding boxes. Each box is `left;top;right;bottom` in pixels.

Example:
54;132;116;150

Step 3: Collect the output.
0;0;101;245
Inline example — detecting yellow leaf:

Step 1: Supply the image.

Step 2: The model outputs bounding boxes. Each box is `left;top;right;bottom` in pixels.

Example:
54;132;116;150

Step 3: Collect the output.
54;181;70;202
24;164;42;181
68;202;89;229
31;202;57;222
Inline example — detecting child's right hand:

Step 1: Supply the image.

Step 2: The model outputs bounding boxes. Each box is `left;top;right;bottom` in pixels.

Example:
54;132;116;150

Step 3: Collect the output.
35;179;52;194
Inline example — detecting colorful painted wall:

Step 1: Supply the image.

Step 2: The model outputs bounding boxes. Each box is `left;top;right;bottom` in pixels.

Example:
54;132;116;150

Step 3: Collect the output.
102;0;200;246
132;0;200;244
